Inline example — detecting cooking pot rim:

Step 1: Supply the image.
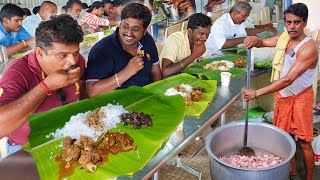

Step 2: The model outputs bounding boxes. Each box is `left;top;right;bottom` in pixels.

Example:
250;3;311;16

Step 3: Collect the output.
205;121;296;171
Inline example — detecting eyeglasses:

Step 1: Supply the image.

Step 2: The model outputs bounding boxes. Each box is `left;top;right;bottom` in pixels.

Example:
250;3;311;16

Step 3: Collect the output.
56;89;68;105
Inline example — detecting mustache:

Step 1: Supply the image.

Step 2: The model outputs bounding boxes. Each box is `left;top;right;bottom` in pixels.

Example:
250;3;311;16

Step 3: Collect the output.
288;29;298;33
64;65;78;72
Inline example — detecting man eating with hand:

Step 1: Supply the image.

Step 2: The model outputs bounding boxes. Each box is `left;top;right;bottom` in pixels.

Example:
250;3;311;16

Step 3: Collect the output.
160;13;212;78
0;14;86;155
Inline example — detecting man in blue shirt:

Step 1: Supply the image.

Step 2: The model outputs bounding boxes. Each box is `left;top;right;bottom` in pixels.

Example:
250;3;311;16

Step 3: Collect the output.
0;3;34;57
22;1;57;37
85;3;162;97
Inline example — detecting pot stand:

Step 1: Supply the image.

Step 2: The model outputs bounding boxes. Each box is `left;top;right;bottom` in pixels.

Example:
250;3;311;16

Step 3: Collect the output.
165;154;203;180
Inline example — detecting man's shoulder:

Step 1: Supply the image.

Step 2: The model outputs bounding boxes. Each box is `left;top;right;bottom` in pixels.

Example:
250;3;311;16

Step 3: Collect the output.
141;33;156;44
23;14;38;22
1;56;33;82
89;34;119;60
167;31;185;41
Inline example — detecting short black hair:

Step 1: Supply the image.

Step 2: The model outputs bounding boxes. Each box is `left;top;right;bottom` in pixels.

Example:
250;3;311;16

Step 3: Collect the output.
0;3;25;22
187;13;212;30
33;6;40;14
66;0;83;9
102;0;114;5
113;0;129;8
35;14;84;51
121;3;151;29
87;1;104;13
61;6;68;12
284;3;308;22
22;8;32;17
82;3;89;9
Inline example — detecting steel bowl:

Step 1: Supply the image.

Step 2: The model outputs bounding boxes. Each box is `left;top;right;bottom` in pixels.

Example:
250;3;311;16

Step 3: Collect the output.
206;121;296;180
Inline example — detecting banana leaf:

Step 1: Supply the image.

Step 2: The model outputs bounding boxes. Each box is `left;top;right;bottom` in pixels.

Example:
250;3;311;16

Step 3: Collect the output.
182;54;247;82
223;47;247;55
144;73;217;117
25;86;185;180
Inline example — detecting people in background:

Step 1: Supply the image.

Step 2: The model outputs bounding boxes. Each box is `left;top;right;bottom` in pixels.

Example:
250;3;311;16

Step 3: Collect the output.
0;14;86;155
22;8;31;19
102;0;118;21
110;0;128;20
66;0;83;20
22;1;57;37
81;1;118;32
206;2;276;56
160;13;212;78
205;0;225;12
61;6;68;14
32;6;40;15
85;3;162;97
82;3;89;10
0;3;34;57
169;0;195;20
242;3;317;180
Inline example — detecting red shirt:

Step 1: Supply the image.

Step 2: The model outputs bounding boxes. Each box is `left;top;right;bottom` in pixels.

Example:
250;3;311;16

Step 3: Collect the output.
0;51;86;145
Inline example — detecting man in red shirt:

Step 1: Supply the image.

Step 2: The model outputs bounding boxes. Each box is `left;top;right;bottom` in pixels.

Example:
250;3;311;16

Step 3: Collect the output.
0;14;86;155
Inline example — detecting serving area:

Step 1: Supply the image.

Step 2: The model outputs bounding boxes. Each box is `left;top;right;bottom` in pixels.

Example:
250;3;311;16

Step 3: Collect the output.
0;77;243;180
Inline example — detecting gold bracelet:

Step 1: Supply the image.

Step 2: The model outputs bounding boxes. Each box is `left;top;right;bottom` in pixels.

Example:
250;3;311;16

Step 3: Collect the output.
254;90;257;99
22;40;27;47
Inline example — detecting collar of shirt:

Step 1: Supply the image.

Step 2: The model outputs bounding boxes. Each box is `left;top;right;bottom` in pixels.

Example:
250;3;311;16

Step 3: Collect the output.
36;13;43;21
183;30;191;55
0;22;17;37
27;51;43;78
226;13;236;27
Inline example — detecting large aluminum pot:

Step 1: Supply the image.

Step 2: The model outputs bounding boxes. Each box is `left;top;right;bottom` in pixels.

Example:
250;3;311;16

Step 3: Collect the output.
205;122;296;180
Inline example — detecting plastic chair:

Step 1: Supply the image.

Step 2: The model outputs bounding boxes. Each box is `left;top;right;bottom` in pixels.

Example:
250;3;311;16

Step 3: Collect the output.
210;11;224;23
260;7;271;25
274;5;280;23
181;20;188;31
164;22;183;40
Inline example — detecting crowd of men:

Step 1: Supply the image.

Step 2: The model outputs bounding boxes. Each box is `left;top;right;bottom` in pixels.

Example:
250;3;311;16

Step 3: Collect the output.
0;1;317;179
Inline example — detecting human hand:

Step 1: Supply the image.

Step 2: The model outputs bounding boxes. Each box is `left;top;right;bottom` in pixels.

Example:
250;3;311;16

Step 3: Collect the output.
191;40;206;59
124;55;144;76
242;89;256;101
44;67;80;92
244;36;260;49
26;37;35;46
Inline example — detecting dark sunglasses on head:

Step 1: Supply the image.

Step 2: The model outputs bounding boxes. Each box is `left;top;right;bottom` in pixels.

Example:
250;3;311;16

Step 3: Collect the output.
56;89;68;105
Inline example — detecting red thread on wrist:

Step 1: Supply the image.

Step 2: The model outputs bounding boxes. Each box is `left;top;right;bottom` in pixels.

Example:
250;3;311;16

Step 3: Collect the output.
39;81;52;96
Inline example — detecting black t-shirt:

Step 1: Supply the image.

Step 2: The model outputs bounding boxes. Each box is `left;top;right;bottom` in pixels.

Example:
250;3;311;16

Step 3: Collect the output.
85;28;159;89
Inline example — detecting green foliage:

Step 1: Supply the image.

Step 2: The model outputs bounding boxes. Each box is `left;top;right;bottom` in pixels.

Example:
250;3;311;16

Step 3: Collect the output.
25;86;185;180
182;54;247;82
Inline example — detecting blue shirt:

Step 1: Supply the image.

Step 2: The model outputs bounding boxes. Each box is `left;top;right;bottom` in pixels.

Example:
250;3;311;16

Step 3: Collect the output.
22;13;42;36
85;27;159;89
0;22;31;46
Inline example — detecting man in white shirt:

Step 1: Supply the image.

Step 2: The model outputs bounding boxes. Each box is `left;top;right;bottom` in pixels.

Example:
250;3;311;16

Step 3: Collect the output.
207;2;275;56
22;1;57;36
